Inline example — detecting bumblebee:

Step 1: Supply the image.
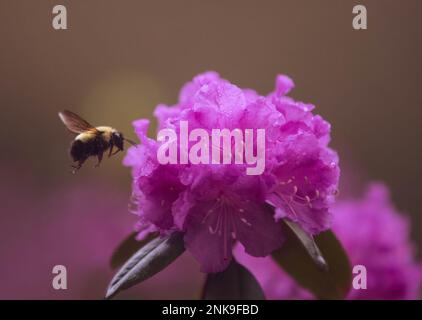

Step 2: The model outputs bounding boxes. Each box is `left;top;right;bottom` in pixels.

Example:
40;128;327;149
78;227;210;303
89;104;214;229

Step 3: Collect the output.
58;110;136;173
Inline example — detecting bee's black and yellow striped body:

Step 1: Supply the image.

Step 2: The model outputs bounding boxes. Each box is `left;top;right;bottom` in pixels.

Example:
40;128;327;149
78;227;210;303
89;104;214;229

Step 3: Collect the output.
69;126;124;172
58;111;134;174
70;127;114;163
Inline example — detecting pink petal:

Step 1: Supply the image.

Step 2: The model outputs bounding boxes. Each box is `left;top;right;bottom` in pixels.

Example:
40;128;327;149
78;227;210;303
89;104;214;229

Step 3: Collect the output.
184;201;233;273
234;202;284;257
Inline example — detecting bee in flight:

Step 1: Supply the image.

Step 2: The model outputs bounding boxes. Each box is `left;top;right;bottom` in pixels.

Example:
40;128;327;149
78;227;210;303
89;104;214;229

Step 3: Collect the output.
58;110;137;174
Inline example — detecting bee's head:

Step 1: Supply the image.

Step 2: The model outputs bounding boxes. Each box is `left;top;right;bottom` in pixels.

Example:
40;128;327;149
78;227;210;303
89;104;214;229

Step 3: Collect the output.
112;131;124;150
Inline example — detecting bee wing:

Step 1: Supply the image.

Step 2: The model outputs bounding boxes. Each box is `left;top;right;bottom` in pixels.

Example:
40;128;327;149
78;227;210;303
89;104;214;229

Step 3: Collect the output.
58;110;98;134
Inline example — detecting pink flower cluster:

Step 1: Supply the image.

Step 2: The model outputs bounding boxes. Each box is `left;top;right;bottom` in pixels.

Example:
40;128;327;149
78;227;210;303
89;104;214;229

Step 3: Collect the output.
124;72;340;273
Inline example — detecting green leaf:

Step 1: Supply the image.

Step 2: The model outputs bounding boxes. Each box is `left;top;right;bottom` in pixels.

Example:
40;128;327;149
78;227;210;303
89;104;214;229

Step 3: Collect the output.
110;231;158;269
283;220;328;271
106;232;185;299
201;259;266;300
272;220;352;299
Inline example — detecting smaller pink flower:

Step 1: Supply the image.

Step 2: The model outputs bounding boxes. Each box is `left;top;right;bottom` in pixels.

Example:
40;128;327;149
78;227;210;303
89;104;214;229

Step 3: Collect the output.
235;184;422;300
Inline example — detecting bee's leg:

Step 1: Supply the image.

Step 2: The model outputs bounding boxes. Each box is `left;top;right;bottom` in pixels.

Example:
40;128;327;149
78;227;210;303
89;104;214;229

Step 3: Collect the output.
94;152;104;168
70;161;84;174
111;148;120;156
108;144;114;157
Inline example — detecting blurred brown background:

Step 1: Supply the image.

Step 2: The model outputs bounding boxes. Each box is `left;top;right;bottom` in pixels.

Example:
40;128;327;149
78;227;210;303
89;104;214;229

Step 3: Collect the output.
0;0;421;298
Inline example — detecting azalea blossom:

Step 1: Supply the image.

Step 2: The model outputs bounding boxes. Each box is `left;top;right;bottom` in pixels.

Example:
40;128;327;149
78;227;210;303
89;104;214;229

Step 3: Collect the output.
124;72;339;273
235;184;422;299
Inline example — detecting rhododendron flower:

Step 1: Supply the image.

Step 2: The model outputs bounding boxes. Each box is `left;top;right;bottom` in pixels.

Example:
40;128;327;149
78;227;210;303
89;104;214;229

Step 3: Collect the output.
235;184;422;299
124;72;340;273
